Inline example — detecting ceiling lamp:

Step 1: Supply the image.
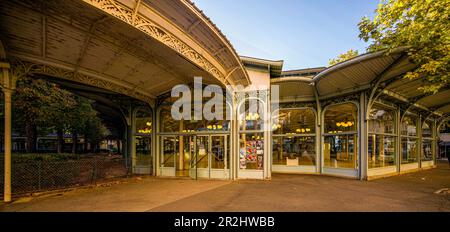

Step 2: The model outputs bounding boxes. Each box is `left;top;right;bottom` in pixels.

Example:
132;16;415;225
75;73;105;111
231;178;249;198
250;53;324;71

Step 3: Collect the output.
246;112;260;121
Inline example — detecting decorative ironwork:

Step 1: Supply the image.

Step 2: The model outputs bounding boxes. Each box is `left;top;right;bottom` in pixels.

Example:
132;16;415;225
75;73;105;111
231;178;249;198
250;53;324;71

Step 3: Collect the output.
279;102;316;110
83;0;225;84
321;93;360;109
10;59;153;103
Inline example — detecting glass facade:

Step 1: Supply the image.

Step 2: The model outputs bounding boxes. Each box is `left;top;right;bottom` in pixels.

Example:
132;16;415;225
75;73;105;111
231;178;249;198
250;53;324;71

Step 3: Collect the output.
238;98;265;171
323;103;358;169
158;94;231;179
152;90;439;179
239;133;264;170
422;122;433;162
272;108;316;166
401;115;418;164
368;106;397;168
134;109;152;168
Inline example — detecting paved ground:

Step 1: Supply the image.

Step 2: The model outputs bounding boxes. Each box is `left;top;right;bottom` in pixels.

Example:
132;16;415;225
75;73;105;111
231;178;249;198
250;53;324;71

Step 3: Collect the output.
1;162;449;212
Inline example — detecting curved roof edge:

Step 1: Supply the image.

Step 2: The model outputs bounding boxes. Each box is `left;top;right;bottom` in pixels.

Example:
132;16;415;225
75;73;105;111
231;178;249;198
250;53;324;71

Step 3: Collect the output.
183;0;251;85
312;47;410;82
240;56;284;78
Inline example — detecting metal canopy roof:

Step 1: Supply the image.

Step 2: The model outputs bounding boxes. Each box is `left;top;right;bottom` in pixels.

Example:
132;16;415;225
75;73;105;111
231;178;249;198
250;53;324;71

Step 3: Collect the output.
271;47;450;121
0;0;251;104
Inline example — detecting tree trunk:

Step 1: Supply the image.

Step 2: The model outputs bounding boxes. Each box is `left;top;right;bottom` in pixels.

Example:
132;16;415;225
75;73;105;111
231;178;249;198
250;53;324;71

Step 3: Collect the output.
72;132;78;154
57;129;64;154
25;122;37;153
83;137;88;154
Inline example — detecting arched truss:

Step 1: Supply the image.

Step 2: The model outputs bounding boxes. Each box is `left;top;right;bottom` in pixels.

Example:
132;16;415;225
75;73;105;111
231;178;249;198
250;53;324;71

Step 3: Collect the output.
9;58;153;103
82;0;250;86
0;0;250;104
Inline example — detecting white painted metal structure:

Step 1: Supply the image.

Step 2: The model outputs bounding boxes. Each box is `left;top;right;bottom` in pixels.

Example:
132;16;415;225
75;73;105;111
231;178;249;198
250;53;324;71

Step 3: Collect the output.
1;0;449;203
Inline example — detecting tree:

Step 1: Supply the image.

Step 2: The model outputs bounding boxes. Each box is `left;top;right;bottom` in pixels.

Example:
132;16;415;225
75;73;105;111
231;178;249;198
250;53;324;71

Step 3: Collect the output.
83;116;108;153
14;77;76;153
12;77;108;154
329;49;360;66
358;0;450;93
40;82;77;153
65;96;97;154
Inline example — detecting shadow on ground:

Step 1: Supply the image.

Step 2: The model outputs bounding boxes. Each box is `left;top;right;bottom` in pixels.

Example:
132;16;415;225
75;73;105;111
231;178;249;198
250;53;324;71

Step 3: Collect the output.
1;162;449;212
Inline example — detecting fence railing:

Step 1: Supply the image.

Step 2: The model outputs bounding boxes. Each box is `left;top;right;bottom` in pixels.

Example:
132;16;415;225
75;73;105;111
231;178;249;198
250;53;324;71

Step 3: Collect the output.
0;156;129;197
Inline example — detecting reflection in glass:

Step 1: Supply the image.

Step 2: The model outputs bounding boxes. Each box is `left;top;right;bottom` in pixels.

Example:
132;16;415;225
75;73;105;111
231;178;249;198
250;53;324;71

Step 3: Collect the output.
422;122;432;138
422;139;433;161
272;137;316;166
178;135;193;177
401;115;417;136
160;108;179;132
273;108;315;134
368;135;396;168
135;109;152;167
239;133;264;170
324;103;357;133
239;100;265;131
324;135;357;168
135;136;151;166
161;137;177;167
211;136;227;169
160;107;229;133
196;136;209;169
401;137;418;164
368;108;395;134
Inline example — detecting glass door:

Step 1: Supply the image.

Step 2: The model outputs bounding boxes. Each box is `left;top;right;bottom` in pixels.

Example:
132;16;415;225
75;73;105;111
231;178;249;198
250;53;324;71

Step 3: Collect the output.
176;135;194;177
160;136;177;176
134;135;152;174
211;135;229;179
194;136;209;179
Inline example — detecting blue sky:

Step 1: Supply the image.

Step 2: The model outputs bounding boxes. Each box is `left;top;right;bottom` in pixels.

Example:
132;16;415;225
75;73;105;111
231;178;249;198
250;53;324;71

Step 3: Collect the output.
192;0;380;70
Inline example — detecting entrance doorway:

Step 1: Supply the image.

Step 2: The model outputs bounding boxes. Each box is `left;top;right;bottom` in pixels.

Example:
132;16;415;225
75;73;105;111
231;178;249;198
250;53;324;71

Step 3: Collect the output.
160;134;229;179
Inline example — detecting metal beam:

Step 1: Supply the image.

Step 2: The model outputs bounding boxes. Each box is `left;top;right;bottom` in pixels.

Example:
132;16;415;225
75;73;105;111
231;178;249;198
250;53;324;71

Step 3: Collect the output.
366;54;408;119
75;16;109;72
187;20;201;33
131;0;142;25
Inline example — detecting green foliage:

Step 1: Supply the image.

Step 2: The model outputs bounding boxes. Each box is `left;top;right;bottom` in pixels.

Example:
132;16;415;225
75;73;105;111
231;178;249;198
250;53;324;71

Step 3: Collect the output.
84;115;108;146
12;77;108;152
358;0;450;93
329;49;360;66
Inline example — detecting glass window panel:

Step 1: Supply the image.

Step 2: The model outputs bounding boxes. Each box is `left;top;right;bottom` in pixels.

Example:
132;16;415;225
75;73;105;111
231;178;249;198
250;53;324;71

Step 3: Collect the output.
211;136;228;169
239;99;265;131
272;137;285;165
422;139;433;161
368;107;395;134
324;103;358;133
273;108;315;134
160;108;180;132
324;135;357;168
272;136;316;166
161;137;177;167
183;118;230;132
196;136;209;169
401;137;418;164
135;110;152;134
239;133;264;170
422;122;432;138
135;136;152;166
368;134;396;168
401;115;417;136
